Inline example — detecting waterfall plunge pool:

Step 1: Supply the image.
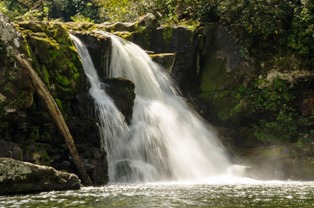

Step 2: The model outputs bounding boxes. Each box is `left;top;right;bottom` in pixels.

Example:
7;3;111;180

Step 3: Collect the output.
1;180;314;207
12;34;312;207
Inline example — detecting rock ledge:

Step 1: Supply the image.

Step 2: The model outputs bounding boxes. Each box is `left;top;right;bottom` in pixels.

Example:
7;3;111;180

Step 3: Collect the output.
0;157;81;195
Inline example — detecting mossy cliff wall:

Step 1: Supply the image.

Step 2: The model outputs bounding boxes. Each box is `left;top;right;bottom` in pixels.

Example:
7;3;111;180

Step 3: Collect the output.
0;20;90;185
1;12;314;182
0;17;137;185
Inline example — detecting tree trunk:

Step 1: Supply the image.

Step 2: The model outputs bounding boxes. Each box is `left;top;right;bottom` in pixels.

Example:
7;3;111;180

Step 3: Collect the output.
15;54;93;186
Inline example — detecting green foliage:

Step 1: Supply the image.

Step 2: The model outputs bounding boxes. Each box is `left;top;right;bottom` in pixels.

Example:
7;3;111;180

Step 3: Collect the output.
98;0;216;23
246;78;294;112
98;0;138;22
287;2;314;65
0;0;50;21
70;14;94;23
48;0;101;22
218;0;314;70
0;0;100;22
240;77;300;143
218;0;292;59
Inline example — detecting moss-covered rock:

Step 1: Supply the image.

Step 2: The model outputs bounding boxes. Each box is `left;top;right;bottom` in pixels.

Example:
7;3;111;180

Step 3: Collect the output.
0;157;80;195
0;13;34;147
197;24;252;124
15;22;81;101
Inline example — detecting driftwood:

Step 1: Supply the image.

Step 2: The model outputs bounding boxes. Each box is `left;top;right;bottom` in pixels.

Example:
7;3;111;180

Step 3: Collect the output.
15;54;93;186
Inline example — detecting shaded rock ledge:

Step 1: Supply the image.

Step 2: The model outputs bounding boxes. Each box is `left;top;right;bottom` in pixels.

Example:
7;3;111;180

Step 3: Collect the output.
0;157;81;195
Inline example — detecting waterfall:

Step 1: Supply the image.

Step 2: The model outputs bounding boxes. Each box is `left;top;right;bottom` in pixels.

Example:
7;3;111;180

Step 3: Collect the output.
71;33;233;183
70;34;131;179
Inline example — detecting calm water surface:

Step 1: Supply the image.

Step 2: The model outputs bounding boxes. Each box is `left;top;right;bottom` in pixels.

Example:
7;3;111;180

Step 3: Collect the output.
1;179;314;208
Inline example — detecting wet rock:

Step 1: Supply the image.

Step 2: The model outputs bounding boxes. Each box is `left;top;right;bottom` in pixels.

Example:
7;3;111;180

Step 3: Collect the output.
72;31;111;79
67;117;101;146
0;140;23;160
150;53;175;71
0;157;80;195
78;146;108;185
104;78;136;123
150;26;197;90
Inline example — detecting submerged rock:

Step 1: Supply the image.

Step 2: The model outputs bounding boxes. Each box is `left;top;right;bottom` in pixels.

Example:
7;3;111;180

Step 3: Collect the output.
0;157;81;195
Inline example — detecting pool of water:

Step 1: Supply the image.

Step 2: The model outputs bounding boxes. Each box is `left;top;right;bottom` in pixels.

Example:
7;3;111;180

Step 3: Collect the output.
1;179;314;208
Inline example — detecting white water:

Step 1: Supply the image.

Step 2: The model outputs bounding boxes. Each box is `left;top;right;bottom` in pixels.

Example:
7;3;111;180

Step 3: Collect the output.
70;34;131;168
71;33;234;183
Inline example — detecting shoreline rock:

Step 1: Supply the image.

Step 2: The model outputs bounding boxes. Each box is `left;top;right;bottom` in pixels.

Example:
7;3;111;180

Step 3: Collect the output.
0;157;81;195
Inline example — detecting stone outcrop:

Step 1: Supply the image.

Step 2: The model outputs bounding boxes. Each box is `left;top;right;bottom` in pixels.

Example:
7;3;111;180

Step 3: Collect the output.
0;157;80;195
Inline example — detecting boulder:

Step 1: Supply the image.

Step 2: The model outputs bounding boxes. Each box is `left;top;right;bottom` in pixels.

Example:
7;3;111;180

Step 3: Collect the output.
0;157;80;195
0;140;23;160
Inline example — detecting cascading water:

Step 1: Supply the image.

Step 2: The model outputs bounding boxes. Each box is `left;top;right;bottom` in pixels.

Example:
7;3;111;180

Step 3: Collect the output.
71;32;234;183
70;34;131;178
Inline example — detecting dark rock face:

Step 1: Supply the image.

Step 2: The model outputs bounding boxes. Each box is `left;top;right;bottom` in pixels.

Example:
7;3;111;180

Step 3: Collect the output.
0;157;80;195
150;26;197;90
0;140;23;160
72;31;112;79
150;53;175;71
0;18;110;187
104;78;135;123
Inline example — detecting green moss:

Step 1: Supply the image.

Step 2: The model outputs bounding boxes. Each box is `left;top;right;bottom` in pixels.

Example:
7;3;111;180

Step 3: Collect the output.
199;56;240;121
29;126;40;141
55;71;70;87
54;98;63;111
15;21;83;121
41;65;50;87
113;31;133;40
162;27;173;48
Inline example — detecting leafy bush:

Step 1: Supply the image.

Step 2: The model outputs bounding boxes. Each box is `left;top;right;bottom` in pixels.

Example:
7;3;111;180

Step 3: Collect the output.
218;0;293;59
239;78;299;143
0;0;100;22
48;0;100;22
97;0;216;23
217;0;314;70
287;2;314;66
